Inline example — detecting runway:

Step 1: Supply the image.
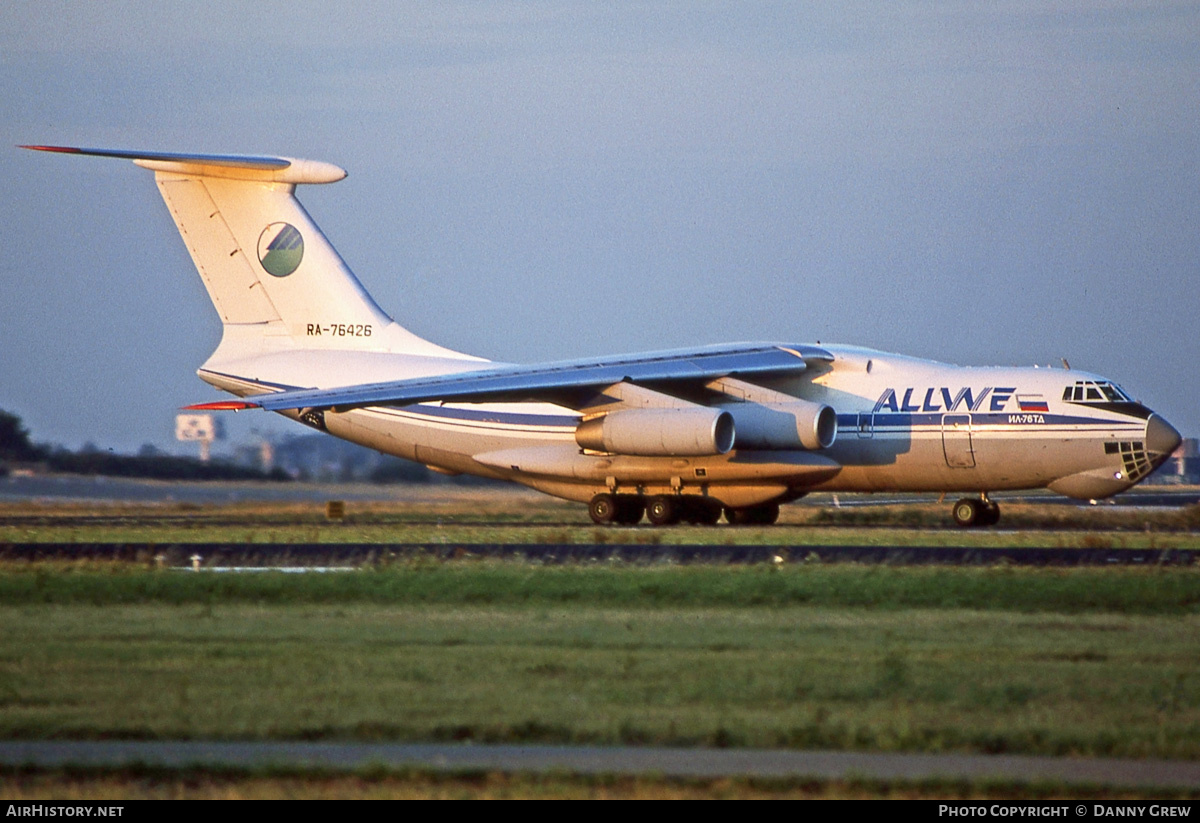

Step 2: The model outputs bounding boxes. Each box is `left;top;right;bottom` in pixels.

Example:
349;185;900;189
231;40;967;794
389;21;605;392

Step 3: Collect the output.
1;541;1195;566
2;741;1198;790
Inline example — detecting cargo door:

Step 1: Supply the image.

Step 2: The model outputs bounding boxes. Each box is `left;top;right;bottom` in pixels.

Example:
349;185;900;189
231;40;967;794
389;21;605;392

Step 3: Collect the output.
941;413;976;468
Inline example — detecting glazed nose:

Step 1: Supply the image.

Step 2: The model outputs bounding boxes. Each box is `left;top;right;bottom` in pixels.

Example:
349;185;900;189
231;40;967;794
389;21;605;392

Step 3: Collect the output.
1145;414;1182;457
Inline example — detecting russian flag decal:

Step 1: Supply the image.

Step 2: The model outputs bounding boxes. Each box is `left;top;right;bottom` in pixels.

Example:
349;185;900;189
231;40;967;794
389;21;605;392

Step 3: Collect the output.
1017;394;1049;412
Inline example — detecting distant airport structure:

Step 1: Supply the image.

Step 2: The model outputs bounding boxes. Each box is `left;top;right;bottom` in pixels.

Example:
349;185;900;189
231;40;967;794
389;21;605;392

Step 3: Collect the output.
175;413;222;463
1166;439;1200;482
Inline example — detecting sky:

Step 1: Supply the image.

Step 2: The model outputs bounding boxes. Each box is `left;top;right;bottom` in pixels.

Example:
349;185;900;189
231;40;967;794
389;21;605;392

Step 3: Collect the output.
1;1;1197;455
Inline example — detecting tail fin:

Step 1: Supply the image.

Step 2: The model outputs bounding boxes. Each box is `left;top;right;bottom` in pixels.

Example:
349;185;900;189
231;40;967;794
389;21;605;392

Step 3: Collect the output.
22;146;470;361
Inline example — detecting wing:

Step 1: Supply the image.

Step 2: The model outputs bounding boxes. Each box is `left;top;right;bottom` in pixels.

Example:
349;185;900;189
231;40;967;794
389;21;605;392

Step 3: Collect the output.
187;343;832;412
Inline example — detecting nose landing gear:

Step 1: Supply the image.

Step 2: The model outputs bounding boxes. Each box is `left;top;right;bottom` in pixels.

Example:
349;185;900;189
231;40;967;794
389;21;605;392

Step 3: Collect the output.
952;494;1000;528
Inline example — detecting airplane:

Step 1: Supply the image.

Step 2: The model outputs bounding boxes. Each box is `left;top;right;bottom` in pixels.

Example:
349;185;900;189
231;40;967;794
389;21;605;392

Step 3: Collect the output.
23;145;1182;527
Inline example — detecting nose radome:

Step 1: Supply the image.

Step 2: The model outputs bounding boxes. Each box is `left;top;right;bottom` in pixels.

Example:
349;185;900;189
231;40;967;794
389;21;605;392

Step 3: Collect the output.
1145;414;1182;457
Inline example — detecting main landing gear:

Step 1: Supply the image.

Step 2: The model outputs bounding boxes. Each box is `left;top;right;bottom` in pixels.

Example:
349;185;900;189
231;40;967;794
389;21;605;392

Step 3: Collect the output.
952;495;1000;528
587;493;645;526
588;494;778;526
645;495;723;526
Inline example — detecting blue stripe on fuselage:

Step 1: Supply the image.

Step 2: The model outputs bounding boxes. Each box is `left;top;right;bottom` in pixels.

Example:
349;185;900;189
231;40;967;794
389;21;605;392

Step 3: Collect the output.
837;412;1142;429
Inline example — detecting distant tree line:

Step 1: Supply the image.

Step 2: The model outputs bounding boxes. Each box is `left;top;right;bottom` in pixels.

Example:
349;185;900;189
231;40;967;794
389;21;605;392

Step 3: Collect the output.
0;410;40;463
0;409;290;482
2;408;504;486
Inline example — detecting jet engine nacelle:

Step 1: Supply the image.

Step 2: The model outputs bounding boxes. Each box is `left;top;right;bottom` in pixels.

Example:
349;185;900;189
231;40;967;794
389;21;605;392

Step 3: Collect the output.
723;400;837;450
575;408;735;456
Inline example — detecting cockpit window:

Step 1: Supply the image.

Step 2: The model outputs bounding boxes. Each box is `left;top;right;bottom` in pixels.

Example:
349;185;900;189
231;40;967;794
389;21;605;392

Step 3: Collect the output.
1104;382;1132;402
1063;380;1133;405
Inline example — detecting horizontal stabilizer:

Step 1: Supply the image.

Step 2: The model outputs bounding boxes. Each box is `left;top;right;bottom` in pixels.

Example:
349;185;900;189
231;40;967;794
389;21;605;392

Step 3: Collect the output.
182;401;260;411
21;145;346;184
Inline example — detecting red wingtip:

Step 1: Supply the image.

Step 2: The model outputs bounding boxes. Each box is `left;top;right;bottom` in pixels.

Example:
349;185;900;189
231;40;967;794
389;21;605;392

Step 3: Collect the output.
182;401;259;411
19;145;81;153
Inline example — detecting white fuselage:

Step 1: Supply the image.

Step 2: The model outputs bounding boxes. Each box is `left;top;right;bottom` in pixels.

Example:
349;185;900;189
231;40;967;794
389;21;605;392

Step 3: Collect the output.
199;340;1162;508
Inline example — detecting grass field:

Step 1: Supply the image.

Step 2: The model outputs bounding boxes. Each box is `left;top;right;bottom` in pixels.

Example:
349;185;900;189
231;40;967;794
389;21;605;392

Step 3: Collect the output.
0;566;1197;757
1;494;1197;798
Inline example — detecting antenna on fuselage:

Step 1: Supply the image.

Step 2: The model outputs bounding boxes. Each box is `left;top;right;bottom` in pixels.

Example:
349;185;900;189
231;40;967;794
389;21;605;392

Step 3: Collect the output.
1061;358;1071;370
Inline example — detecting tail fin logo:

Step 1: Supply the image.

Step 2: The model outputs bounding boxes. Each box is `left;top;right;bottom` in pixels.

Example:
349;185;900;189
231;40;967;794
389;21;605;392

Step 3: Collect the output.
257;222;304;277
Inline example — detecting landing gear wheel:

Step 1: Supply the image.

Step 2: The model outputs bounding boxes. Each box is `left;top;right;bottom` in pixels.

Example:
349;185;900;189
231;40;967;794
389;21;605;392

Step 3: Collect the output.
645;495;681;526
614;496;645;525
952;498;980;527
589;493;618;525
952;497;1001;528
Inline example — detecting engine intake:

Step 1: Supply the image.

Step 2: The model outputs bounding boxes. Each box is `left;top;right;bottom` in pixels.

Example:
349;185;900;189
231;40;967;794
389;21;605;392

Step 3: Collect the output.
723;399;837;450
575;408;735;456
